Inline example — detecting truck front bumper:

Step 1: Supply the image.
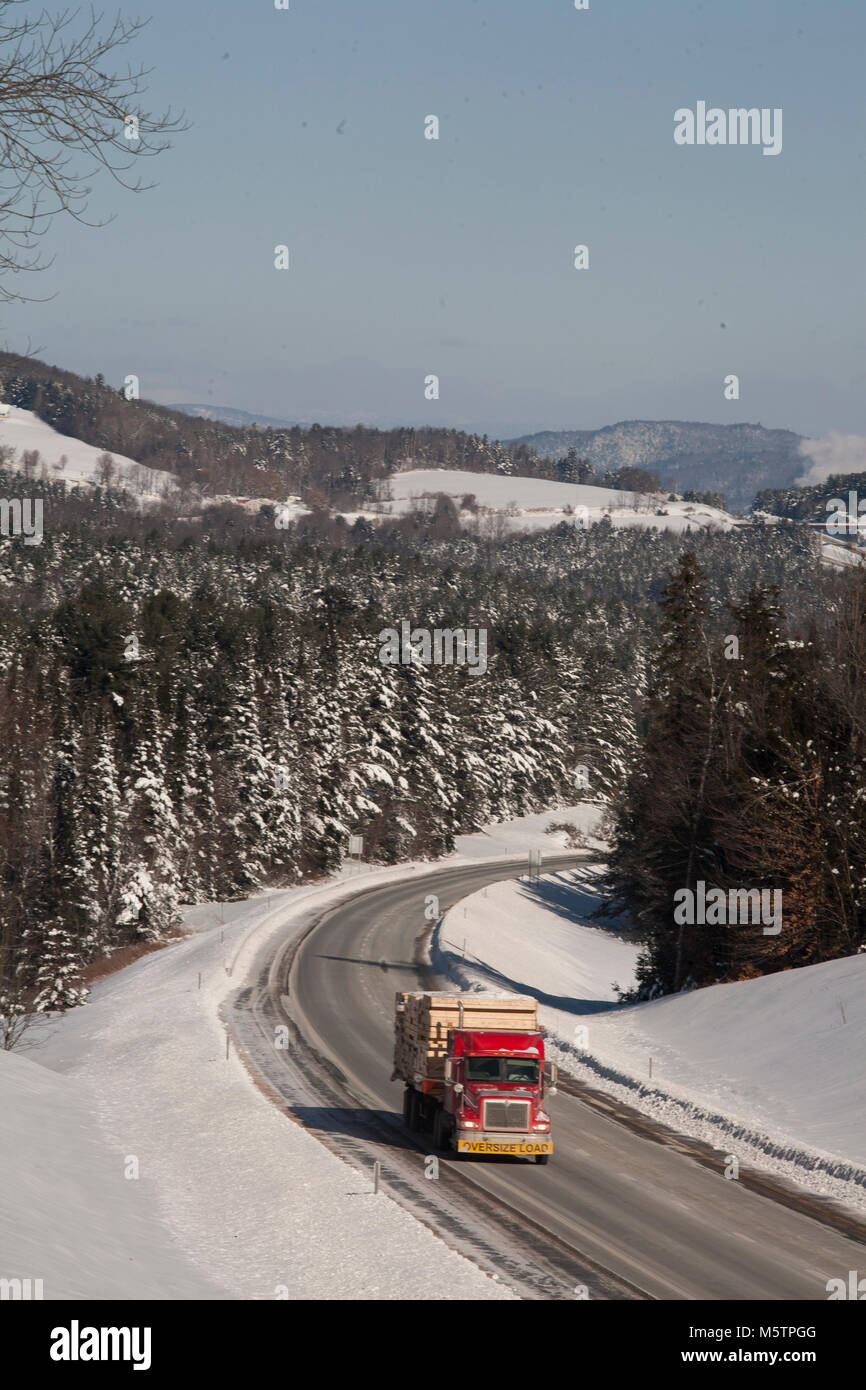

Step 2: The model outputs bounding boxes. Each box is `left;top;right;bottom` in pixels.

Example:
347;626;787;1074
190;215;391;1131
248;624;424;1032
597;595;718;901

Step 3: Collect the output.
456;1132;552;1156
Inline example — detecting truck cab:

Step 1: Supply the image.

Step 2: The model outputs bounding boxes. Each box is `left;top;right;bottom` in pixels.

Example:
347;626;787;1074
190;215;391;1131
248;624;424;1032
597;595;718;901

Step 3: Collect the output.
441;1029;555;1161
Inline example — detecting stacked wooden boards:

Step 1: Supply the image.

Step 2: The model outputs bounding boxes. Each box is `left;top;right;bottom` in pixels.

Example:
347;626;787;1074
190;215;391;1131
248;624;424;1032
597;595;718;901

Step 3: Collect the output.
393;991;538;1084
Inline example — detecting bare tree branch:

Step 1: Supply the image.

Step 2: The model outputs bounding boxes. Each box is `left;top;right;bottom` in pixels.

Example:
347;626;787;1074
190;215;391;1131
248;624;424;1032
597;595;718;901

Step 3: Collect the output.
0;3;187;300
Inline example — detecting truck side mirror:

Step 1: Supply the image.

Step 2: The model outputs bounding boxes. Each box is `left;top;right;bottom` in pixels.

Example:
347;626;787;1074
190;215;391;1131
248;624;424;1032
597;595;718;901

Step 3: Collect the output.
547;1086;558;1097
452;1082;463;1095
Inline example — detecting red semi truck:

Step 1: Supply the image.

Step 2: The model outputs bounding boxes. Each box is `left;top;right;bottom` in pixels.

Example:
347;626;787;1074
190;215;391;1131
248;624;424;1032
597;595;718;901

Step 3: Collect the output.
393;991;556;1163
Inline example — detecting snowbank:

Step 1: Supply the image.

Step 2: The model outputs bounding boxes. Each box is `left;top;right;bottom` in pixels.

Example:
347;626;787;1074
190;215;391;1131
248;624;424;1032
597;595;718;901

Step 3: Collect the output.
433;868;866;1215
0;1047;218;1298
434;864;636;1009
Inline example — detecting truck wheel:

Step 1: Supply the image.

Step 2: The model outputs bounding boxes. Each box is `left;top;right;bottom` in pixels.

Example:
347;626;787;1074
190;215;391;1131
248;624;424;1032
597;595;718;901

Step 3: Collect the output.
402;1088;413;1126
433;1109;451;1152
407;1089;421;1132
535;1153;550;1165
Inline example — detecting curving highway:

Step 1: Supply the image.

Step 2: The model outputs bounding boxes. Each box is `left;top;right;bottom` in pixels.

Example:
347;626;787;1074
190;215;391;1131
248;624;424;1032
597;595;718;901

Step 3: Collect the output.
233;856;866;1300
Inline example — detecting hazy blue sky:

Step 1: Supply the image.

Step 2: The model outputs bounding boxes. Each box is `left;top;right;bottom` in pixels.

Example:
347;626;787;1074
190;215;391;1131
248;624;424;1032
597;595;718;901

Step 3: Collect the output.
4;0;865;440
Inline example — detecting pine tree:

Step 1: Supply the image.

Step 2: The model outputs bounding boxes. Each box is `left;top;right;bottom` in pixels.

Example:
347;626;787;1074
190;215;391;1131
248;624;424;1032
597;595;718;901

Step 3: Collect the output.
119;692;182;939
606;553;721;993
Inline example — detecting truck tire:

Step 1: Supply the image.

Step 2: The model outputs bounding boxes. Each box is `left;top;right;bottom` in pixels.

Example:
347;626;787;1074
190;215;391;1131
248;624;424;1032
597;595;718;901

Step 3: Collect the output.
402;1087;413;1126
433;1109;451;1152
406;1088;421;1132
535;1153;550;1165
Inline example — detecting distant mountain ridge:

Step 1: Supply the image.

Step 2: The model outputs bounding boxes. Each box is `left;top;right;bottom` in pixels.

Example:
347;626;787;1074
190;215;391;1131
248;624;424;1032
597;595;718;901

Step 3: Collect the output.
508;420;806;512
175;403;306;430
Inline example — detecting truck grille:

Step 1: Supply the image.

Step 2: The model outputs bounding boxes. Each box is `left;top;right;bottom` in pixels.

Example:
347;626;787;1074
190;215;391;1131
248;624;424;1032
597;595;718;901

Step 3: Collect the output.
483;1099;531;1131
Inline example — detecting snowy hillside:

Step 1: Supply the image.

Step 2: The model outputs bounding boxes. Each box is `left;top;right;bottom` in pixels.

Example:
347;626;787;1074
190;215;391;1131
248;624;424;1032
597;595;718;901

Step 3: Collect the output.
0;406;177;500
452;805;606;859
0;408;743;539
433;868;866;1214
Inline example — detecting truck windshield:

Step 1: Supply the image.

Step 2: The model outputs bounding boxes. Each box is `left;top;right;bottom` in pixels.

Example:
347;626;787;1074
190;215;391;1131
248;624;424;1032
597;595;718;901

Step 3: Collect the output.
465;1058;539;1084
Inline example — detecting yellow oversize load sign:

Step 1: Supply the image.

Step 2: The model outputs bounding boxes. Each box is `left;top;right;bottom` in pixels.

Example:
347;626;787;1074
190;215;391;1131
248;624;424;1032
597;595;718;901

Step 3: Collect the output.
457;1139;553;1156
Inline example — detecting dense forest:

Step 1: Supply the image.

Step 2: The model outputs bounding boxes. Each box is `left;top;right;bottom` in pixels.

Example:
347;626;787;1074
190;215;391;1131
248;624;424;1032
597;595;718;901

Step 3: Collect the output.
3;359;864;1038
755;473;866;528
0;453;831;1035
606;551;866;996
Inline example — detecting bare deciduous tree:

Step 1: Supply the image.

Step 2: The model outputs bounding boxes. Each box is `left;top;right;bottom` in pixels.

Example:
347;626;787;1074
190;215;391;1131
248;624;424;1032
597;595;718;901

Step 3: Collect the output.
20;444;39;476
96;449;115;485
0;3;186;300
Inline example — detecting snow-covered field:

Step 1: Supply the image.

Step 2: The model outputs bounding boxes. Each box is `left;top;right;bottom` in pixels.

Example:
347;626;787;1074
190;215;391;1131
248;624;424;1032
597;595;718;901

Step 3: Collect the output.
433;868;866;1215
373;468;738;536
0;406;176;501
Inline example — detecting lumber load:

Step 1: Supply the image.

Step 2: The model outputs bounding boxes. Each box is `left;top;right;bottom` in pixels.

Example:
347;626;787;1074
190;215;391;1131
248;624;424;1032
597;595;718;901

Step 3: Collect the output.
393;991;537;1083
